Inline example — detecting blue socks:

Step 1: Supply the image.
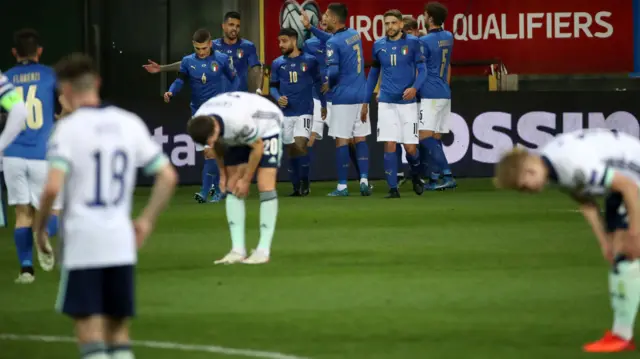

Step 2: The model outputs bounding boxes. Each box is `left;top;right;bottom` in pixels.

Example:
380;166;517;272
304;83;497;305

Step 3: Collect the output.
395;143;404;174
289;157;301;191
348;144;360;177
300;153;310;182
306;146;314;177
14;227;33;269
405;151;421;177
47;215;58;237
337;145;349;187
200;159;219;197
355;141;369;180
383;152;398;189
421;137;450;181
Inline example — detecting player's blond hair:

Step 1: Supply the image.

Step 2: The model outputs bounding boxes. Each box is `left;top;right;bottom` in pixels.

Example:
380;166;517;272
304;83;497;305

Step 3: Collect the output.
493;147;530;189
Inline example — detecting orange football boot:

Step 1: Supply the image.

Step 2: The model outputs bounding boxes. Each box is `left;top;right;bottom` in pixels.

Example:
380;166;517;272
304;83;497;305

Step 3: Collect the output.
583;331;636;353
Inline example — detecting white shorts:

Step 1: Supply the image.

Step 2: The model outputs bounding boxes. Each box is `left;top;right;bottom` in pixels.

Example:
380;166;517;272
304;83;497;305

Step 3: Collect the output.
377;102;419;144
328;103;371;139
3;157;62;210
282;115;312;145
420;99;452;133
312;99;329;140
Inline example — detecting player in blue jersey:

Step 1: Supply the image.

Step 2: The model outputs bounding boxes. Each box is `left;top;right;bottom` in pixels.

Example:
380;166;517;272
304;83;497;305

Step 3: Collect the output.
304;3;371;197
419;2;456;191
4;29;60;283
144;11;263;93
302;20;330;154
363;10;426;198
164;29;238;204
270;28;326;196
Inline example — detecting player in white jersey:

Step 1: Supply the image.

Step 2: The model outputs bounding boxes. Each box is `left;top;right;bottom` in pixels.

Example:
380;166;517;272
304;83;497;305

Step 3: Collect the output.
188;92;283;264
34;53;178;359
494;128;640;353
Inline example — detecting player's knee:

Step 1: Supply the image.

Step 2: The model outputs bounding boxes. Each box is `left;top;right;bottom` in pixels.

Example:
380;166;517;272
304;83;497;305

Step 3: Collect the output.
105;317;130;345
384;142;396;153
74;315;106;344
404;144;417;156
15;205;33;228
293;138;308;155
354;136;366;144
419;130;434;141
433;133;442;140
257;169;277;192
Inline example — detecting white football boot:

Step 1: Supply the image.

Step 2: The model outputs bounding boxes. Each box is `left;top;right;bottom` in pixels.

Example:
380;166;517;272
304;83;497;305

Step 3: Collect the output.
15;272;35;284
242;250;270;265
214;251;246;265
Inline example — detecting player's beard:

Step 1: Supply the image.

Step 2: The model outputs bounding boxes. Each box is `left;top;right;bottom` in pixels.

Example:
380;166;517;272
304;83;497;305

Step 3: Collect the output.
281;46;294;56
386;29;400;38
226;31;238;40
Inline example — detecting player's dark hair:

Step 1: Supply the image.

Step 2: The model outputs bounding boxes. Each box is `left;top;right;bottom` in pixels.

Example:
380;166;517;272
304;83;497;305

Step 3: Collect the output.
192;28;212;43
224;11;241;22
14;28;40;57
55;53;98;91
383;9;403;21
279;28;298;39
327;3;348;24
403;16;419;31
187;116;215;146
425;2;448;26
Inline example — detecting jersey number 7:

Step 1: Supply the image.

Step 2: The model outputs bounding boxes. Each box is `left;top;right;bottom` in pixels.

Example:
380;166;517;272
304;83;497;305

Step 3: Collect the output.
14;85;44;130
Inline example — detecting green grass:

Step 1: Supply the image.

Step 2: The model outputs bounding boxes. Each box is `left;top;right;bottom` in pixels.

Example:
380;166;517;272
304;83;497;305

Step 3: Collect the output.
0;179;634;358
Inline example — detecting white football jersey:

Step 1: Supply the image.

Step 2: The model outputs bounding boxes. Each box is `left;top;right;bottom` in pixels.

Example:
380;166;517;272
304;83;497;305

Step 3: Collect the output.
47;106;168;269
0;71;14;100
194;92;283;146
541;128;640;195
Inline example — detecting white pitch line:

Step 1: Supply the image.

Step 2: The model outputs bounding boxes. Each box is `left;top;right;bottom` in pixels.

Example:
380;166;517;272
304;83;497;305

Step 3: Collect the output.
0;333;311;359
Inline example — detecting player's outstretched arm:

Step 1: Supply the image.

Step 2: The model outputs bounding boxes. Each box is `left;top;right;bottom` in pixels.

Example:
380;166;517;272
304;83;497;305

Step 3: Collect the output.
309;27;332;43
0;91;27;153
143;60;181;74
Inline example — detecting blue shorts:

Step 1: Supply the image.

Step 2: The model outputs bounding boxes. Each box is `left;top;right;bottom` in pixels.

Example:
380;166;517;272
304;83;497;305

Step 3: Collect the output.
224;134;281;168
605;192;628;233
56;265;135;318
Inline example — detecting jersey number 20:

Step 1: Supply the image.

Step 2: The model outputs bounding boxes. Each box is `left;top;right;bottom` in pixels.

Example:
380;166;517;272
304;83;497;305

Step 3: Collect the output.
87;150;129;207
14;85;44;130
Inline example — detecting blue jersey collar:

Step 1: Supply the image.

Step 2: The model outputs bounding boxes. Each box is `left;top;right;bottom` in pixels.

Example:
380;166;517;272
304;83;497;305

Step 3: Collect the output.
334;27;348;34
17;60;38;65
428;27;444;34
541;156;558;183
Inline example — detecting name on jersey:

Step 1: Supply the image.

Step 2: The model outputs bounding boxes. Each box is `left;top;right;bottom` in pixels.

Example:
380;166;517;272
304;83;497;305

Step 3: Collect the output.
344;34;360;46
12;72;40;84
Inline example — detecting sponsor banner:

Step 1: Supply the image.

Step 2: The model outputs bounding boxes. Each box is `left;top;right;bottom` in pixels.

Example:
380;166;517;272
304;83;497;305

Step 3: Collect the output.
265;0;633;74
130;93;640;185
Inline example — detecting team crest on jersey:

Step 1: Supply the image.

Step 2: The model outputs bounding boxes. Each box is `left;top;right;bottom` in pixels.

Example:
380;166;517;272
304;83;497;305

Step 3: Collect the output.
301;63;308;72
237;48;244;59
327;49;334;58
401;46;409;55
211;62;219;72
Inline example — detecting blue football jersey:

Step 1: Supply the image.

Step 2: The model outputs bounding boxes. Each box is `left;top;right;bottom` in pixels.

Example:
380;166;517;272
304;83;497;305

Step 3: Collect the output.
303;37;331;102
372;34;425;104
212;38;261;92
419;29;453;99
270;53;321;117
172;52;237;114
326;28;367;105
4;61;56;160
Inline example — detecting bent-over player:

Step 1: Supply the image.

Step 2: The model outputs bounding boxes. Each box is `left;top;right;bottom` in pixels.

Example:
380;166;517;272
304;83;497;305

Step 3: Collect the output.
187;92;283;265
495;128;640;353
35;53;177;359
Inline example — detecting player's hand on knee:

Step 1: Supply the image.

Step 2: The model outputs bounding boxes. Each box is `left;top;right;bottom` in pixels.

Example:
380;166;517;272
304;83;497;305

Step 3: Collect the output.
278;96;288;108
133;217;152;249
143;60;161;74
233;178;250;198
163;92;173;103
321;107;327;121
360;104;369;123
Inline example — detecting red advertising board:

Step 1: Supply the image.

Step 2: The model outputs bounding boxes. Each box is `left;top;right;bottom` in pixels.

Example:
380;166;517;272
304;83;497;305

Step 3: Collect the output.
264;0;634;74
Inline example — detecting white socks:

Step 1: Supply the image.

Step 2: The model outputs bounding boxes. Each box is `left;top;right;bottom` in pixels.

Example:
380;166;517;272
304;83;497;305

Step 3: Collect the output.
257;191;278;256
225;194;246;255
610;259;640;340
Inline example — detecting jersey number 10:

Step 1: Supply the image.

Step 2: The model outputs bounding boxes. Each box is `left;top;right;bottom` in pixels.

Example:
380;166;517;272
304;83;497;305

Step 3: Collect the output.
86;150;129;207
289;71;298;83
14;85;44;130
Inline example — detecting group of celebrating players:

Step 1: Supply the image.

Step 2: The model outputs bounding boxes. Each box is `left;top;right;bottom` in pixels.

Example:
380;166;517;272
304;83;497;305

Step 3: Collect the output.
1;0;640;357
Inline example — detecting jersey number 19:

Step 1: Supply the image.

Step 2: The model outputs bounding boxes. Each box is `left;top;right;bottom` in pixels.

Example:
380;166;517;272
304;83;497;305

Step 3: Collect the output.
14;85;44;130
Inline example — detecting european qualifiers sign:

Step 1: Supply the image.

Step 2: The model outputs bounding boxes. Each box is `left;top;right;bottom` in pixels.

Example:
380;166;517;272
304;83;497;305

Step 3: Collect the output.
132;92;640;185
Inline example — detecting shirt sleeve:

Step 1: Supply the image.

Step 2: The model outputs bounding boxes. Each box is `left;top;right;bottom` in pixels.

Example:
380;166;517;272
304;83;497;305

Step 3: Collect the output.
245;42;261;68
133;117;169;175
179;57;189;74
47;122;73;173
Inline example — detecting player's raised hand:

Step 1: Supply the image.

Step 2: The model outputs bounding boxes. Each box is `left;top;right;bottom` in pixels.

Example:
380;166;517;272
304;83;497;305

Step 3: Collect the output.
403;87;417;101
164;92;173;103
278;96;288;108
360;104;369;123
300;11;311;29
233;178;250;198
133;217;153;249
143;59;162;74
321;107;327;121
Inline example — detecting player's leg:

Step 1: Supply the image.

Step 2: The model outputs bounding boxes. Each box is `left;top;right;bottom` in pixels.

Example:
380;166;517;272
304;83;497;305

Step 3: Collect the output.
243;134;281;264
353;103;372;196
215;159;247;264
419;100;446;190
29;160;56;271
378;103;400;198
396;143;406;186
104;265;136;359
3;157;35;282
327;105;352;197
57;268;110;358
283;117;301;196
295;115;312;196
434;99;456;189
400;103;424;196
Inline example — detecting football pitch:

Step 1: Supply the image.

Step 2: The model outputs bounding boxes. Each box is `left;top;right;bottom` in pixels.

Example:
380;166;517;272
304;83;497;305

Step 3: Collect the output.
0;179;631;359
